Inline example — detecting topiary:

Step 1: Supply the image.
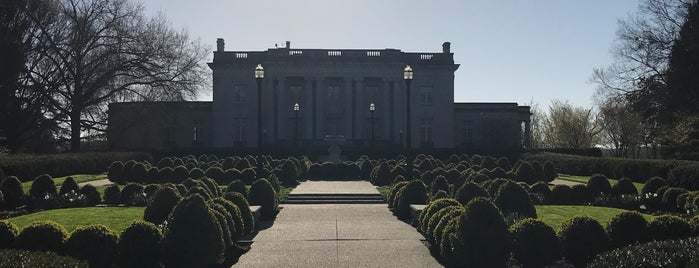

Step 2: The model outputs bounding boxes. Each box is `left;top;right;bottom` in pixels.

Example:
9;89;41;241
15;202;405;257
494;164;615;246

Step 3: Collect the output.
209;206;233;256
550;185;572;205
587;174;612;197
662;187;689;212
144;184;160;198
16;221;68;252
188;168;205;179
130;162;148;183
267;174;282;193
433;206;464;249
247;178;278;220
240;168;257;185
642;176;667;195
648;215;693;241
515;162;537;184
432;190;449;200
209;198;244;241
206;167;226;185
202;178;221;198
429;176;449;197
387;181;409;209
79;184;101;206
426;205;463;244
509;218;561;268
107;161;125;183
119;221;163;268
612;178;638;196
157;167;173;183
144;187;182;225
419;198;461;234
65;225;118;267
1;176;25;209
485;178;509;197
396;180;428;219
570;184;591;204
528;181;552;204
58;177;79;196
119;183;145;205
606;211;649;248
171;166;189;184
494;180;537;219
559;216;610;268
542;161;558;183
222;192;254;234
0;220;19;248
162;194;224;267
225;179;247;196
453;197;510;268
187;186;212;201
103;185;121;205
29;174;57;200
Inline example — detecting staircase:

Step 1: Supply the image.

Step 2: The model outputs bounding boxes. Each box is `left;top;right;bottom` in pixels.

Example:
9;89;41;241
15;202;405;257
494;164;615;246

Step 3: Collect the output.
284;193;385;204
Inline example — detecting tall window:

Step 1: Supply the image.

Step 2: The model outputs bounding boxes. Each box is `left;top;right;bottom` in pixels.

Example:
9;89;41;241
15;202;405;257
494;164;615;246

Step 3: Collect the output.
462;120;473;144
233;118;247;144
419;86;433;105
232;85;246;103
193;126;198;143
420;119;432;144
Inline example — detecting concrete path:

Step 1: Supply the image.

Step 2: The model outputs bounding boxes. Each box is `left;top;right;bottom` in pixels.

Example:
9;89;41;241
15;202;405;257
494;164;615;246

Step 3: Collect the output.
235;181;443;268
550;178;584;187
290;181;380;195
78;178;113;187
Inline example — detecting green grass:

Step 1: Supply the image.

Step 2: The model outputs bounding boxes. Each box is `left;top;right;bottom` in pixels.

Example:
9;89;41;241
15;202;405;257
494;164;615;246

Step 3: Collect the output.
557;174;645;193
536;205;655;231
6;207;144;234
21;174;107;193
376;186;391;201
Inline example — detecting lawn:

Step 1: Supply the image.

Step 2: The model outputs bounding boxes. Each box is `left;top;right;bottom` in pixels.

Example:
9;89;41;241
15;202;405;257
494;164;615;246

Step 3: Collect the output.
557;174;645;193
21;174;107;193
536;205;654;231
7;207;144;234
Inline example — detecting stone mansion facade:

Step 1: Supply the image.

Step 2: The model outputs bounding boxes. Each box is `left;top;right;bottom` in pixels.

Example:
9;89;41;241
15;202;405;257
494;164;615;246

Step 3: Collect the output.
107;40;531;151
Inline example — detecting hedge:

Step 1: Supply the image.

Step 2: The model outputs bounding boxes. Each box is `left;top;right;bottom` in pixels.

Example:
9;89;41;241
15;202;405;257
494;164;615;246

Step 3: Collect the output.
0;152;152;182
0;249;87;267
589;237;699;268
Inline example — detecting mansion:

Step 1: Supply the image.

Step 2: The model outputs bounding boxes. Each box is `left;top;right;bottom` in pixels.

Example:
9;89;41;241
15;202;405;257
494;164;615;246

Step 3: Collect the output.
107;40;531;152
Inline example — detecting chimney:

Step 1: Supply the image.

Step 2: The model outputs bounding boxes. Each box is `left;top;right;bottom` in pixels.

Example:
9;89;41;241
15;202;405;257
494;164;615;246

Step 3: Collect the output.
286;41;291;49
217;38;225;52
442;42;451;54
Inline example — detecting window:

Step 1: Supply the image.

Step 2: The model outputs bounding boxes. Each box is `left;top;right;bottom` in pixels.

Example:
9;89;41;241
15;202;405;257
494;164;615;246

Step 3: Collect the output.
420;119;432;144
193;126;198;143
462;120;473;144
419;86;433;105
327;86;340;103
233;118;247;144
232;85;246;103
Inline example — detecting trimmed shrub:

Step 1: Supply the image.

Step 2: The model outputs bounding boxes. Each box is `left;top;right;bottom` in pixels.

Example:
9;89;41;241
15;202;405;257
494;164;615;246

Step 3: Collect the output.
119;183;145;205
268;174;282;193
587;174;612;197
570;184;591;204
225;179;247;196
206;167;226;184
222;192;254;234
277;160;299;185
58;177;79;196
612;178;638;196
144;187;182;225
606;211;649;248
648;215;693;241
107;161;125;183
188;168;205;179
642;176;667;195
144;184;160;198
119;221;163;268
29;174;57;200
210;198;244;241
425;205;462;244
589;237;699;268
433;206;464;248
396;180;428;219
494;180;536;218
0;249;87;267
419;198;461;233
429;176;449;197
247;178;278;220
496;157;512;171
542;161;558;183
171;166;189;184
130;162;148;183
16;221;68;252
187;186;212;201
550;185;572;205
209;206;233;255
162;194;225;267
240;168;257;185
202;178;221;198
432;190;449;200
0;220;19;248
528;181;552;204
515;162;537;184
79;184;101;205
387;181;409;209
1;176;25;209
453;197;510;268
559;216;610;268
662;187;689;212
103;185;121;205
65;225;118;267
157;167;173;183
509;218;561;268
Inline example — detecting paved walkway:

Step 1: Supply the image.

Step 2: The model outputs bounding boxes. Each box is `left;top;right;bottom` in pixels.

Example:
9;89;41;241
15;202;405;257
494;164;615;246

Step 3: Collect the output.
551;178;584;187
78;178;113;187
235;181;443;268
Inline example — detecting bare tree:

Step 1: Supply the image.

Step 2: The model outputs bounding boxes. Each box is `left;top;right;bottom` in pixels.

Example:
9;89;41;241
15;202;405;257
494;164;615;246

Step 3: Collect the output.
23;0;208;152
541;100;602;149
598;100;644;157
525;100;546;148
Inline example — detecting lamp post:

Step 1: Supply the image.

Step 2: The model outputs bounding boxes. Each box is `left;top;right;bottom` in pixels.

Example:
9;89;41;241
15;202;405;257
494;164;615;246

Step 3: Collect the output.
255;64;264;150
403;65;413;179
293;103;300;147
369;102;375;146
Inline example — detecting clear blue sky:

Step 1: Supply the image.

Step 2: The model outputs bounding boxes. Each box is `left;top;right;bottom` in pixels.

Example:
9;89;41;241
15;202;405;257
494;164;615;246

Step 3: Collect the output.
142;0;639;108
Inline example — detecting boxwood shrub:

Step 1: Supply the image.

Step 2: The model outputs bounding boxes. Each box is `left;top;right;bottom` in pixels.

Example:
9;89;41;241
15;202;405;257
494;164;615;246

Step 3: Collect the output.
118;221;163;268
144;187;182;225
528;181;552;204
426;205;462;243
1;176;25;209
29;174;57;200
542;161;557;183
648;215;693;241
396;180;428;219
662;187;689;212
119;183;145;205
432;206;464;249
78;184;101;206
222;192;255;234
0;248;87;267
559;216;610;268
209;198;244;241
612;178;638;196
247;178;278;220
606;211;649;248
386;181;409;209
103;185;121;205
429;176;449;197
419;198;461;233
587;174;612;197
570;184;591;204
0;221;19;248
16;221;68;252
58;177;79;196
453;197;510;268
494;180;536;219
455;181;489;206
65;225;118;267
509;218;561;268
642;176;667;195
589;237;699;268
225;179;247;196
550;185;572;205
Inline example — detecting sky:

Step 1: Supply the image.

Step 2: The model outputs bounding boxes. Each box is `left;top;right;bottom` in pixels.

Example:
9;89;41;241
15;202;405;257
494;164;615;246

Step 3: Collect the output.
141;0;639;109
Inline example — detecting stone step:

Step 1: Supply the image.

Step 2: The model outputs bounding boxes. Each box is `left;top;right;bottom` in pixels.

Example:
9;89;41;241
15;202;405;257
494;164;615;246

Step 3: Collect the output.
283;199;386;204
287;194;383;200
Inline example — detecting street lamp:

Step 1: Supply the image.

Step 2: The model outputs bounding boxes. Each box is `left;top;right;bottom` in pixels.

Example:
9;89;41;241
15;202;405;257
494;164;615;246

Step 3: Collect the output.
255;64;264;150
403;65;413;179
293;103;300;147
369;102;375;146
